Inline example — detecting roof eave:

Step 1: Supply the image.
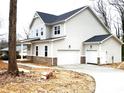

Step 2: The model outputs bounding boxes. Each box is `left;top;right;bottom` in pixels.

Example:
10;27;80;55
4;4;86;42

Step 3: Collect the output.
45;20;65;25
29;12;46;29
84;42;100;44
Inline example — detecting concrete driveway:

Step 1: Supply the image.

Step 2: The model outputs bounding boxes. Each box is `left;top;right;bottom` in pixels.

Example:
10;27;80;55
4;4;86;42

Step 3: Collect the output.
59;64;124;93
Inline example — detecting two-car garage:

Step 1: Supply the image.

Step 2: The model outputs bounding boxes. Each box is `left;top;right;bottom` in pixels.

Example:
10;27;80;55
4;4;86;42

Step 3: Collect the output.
57;35;121;65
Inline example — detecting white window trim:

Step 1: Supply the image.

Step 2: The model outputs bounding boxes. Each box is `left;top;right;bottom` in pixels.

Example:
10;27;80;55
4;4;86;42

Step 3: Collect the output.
53;25;61;35
36;29;38;36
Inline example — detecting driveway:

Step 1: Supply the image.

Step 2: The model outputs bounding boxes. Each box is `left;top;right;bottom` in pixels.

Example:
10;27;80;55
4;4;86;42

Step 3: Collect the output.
59;64;124;93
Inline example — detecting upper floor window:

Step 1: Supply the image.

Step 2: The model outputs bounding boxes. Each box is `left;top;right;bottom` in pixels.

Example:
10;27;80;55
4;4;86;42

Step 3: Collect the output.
41;31;43;35
41;28;43;36
54;26;60;35
41;28;43;31
36;29;38;36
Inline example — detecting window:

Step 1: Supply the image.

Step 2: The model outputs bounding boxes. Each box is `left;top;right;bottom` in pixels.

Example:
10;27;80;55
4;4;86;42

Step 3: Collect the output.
45;46;48;57
36;46;38;56
41;31;43;35
36;29;38;36
41;28;43;31
41;28;43;36
54;26;60;35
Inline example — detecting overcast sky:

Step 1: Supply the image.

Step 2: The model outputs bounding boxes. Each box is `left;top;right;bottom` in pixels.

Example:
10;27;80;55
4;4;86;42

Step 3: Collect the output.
0;0;93;39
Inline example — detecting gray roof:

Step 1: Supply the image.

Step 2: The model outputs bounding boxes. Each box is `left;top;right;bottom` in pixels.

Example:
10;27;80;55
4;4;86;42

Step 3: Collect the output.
84;34;111;43
22;37;40;42
37;6;86;23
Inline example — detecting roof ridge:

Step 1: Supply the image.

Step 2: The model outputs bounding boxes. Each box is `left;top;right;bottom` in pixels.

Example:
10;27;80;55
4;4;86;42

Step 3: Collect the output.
37;6;87;23
58;6;87;16
37;11;58;17
84;34;112;43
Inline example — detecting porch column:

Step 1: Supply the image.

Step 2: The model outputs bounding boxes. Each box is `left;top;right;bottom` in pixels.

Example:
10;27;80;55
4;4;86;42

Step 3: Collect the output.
20;43;24;59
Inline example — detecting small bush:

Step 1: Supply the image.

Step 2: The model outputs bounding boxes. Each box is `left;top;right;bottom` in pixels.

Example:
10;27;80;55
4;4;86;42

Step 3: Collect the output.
1;54;21;60
1;55;8;60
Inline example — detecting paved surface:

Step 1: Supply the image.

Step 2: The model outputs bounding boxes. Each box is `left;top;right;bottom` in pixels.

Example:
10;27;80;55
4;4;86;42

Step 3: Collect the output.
59;64;124;93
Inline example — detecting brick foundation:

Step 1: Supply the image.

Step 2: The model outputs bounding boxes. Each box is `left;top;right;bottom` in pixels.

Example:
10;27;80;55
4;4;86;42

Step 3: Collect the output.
80;56;86;64
27;56;57;66
97;57;100;64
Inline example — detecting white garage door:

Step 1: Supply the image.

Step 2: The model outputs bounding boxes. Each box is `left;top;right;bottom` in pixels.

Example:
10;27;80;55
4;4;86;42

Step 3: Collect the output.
86;50;98;64
57;50;80;65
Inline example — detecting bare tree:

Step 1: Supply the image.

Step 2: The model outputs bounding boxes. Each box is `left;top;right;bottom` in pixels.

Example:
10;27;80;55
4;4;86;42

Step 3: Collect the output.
0;39;8;49
8;0;18;74
94;0;110;28
23;27;30;39
109;0;124;41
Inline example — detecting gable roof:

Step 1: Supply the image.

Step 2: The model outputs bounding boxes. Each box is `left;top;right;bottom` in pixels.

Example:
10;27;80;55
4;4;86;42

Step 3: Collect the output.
84;34;112;43
37;6;86;24
37;12;57;23
34;6;122;44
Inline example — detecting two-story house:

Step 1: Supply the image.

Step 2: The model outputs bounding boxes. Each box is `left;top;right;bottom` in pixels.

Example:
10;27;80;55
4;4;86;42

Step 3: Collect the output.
20;6;122;66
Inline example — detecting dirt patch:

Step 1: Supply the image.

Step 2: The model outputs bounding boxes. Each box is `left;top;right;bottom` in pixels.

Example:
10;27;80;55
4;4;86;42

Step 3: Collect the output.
0;60;7;70
100;63;120;68
99;62;124;70
0;61;96;93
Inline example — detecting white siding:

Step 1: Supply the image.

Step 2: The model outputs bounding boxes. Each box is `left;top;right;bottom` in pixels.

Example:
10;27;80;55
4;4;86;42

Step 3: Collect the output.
29;17;47;39
101;37;121;63
84;44;99;51
31;42;52;57
46;26;52;38
52;40;66;57
65;9;109;55
51;23;65;38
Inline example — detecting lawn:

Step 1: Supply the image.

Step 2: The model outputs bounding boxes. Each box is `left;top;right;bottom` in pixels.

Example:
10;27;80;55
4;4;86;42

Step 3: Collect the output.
0;60;95;93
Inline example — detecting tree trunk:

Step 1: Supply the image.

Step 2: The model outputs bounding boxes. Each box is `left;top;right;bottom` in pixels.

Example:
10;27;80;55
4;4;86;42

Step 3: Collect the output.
8;0;18;73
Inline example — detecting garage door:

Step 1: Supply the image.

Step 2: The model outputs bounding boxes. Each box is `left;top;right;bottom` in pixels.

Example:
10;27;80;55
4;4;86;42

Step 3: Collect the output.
57;50;80;65
86;50;98;64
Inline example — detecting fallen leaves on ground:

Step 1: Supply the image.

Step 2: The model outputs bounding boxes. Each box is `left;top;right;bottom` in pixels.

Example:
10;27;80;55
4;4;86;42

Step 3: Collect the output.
100;62;124;70
0;70;95;93
0;60;96;93
0;60;7;70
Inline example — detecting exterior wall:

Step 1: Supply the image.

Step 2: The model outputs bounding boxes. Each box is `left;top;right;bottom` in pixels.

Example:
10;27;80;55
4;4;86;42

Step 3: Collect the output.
51;23;65;38
52;39;67;57
101;37;121;63
46;26;52;38
29;17;47;39
31;42;52;57
84;44;99;51
65;9;109;55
